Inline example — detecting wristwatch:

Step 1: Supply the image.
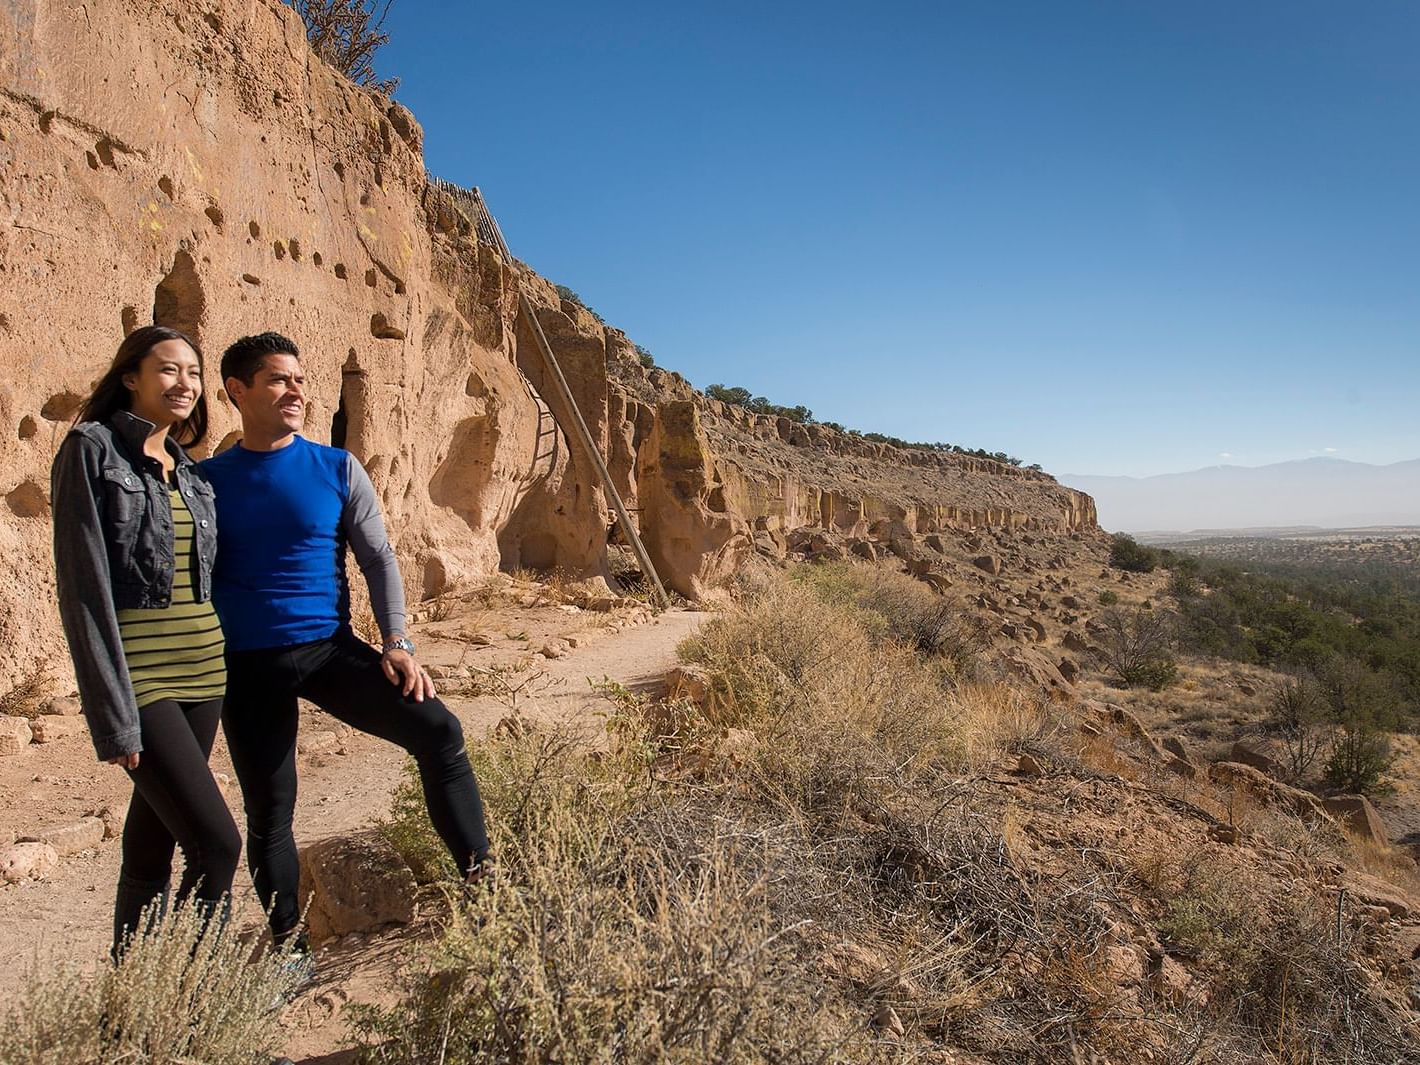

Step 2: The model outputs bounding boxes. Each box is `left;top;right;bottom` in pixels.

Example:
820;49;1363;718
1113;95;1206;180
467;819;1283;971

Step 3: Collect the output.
383;636;416;656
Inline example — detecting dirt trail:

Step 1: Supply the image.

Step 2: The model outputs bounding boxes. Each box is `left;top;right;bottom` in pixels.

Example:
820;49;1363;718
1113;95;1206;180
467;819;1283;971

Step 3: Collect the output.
0;607;707;1009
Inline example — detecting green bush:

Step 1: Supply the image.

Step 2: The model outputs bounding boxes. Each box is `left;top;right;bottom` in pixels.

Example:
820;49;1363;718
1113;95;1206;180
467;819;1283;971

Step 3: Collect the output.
634;344;655;368
1098;590;1119;606
1119;658;1179;691
1109;534;1160;573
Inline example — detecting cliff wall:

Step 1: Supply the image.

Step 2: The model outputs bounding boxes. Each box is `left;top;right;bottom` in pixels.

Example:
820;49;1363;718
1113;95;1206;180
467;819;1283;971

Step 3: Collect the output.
0;0;1096;688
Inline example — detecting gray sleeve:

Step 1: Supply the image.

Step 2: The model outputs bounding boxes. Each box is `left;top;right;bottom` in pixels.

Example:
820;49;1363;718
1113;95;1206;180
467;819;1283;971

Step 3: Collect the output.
341;452;407;641
51;434;142;760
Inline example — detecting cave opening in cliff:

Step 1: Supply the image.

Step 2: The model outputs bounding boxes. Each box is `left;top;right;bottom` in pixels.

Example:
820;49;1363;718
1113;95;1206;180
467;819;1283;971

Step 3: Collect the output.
151;249;206;347
331;389;348;449
332;349;366;456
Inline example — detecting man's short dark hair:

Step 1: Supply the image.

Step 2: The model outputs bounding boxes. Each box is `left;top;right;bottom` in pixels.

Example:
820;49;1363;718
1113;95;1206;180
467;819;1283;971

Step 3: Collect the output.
221;332;300;386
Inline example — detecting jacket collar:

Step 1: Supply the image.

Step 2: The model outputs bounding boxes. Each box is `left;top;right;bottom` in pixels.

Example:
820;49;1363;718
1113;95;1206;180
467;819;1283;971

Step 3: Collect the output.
108;409;193;467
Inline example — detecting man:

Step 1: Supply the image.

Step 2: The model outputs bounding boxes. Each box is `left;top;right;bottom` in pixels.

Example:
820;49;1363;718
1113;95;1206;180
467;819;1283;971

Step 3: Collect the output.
203;332;490;950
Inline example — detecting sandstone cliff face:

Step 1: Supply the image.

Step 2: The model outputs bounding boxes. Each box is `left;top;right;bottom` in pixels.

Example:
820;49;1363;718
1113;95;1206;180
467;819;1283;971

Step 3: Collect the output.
0;0;1096;689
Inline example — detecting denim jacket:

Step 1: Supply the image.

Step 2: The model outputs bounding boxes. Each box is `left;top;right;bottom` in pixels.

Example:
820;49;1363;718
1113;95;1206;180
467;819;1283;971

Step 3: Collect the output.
51;410;220;760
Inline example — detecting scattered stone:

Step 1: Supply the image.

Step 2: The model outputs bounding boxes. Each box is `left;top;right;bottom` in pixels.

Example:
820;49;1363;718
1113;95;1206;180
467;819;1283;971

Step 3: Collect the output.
1230;739;1285;780
972;554;1002;575
29;716;85;743
41;696;82;717
298;831;419;943
849;540;879;562
466;632;494;645
538;642;567;659
1061;630;1089;654
35;817;105;856
0;716;31;755
1342;871;1414;919
1208;822;1240;845
1;841;58;882
665;665;715;715
298;729;344;757
1162;736;1192;762
870;1003;905;1038
1056;657;1079;685
1024;618;1047;643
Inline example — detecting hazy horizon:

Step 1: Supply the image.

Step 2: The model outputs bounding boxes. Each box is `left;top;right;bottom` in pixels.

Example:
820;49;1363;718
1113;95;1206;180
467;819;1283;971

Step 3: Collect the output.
1062;455;1420;533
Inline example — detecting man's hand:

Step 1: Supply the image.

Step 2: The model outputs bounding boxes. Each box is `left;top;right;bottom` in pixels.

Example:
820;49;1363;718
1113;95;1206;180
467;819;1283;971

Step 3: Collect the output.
107;752;140;770
382;647;435;702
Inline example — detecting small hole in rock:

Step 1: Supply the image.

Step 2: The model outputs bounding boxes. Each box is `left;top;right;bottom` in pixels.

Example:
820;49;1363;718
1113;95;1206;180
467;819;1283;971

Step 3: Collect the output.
334;263;347;279
364;269;377;287
157;175;174;200
205;205;225;229
249;220;261;239
273;240;286;260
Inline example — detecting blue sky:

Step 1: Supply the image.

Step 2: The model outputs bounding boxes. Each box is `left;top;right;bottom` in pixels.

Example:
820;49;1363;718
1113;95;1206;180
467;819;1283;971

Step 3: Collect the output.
380;1;1419;477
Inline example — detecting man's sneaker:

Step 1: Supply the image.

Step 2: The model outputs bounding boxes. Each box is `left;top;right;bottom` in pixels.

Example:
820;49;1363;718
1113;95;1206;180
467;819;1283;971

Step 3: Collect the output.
461;857;513;903
270;933;317;1008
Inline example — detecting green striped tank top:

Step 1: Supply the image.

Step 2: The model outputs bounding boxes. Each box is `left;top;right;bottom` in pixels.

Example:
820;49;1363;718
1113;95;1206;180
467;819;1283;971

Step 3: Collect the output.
117;486;226;707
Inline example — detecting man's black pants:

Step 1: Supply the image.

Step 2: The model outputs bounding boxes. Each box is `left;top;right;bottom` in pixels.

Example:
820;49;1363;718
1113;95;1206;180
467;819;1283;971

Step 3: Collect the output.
223;630;490;939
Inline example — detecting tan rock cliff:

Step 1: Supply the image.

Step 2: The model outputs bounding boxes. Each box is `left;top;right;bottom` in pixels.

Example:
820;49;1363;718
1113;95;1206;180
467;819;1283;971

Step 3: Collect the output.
0;0;1095;690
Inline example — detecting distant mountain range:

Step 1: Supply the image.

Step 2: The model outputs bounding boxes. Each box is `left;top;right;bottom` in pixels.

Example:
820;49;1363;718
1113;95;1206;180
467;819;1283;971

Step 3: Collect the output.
1060;458;1420;535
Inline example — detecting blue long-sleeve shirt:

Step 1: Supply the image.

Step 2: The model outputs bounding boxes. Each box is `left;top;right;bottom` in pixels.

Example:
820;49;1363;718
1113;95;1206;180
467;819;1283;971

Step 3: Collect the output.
201;436;406;652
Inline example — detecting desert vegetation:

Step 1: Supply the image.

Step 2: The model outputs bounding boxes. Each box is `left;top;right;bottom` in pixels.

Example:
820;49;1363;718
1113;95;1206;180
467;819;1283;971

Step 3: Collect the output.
703;384;1030;466
290;0;399;92
365;563;1416;1063
2;902;299;1064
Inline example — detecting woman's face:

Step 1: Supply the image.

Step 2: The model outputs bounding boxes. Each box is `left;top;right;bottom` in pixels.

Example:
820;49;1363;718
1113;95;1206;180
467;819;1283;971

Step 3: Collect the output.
122;339;203;430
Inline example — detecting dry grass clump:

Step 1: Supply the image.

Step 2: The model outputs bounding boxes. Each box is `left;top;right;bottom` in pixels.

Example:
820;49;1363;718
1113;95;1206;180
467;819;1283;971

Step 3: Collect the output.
1;901;298;1065
0;669;51;718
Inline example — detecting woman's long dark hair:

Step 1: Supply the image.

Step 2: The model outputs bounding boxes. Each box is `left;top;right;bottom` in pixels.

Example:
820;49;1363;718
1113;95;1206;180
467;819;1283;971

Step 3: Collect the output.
76;325;209;446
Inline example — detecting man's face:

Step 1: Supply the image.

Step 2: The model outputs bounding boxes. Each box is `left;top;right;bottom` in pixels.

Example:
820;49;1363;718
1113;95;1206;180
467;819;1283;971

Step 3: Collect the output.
227;353;306;438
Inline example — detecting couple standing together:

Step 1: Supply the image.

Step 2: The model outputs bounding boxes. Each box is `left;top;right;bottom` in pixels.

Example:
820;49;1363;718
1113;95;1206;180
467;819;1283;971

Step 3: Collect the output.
52;325;491;965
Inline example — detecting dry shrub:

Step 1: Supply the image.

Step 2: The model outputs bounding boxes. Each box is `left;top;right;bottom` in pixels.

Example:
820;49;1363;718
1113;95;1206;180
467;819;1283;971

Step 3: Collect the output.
356;727;877;1064
1;901;298;1065
0;669;51;718
1128;841;1416;1063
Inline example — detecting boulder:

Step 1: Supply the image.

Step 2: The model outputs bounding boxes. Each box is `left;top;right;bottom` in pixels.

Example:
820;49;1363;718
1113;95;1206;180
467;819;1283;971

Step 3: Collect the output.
1061;630;1089;654
32;817;105;856
1;841;58;882
28;716;85;744
0;716;31;756
1162;736;1192;763
849;540;879;562
972;555;1002;575
1056;657;1079;685
1230;740;1285;780
1209;762;1327;821
41;696;82;716
1323;795;1390;847
298;831;419;944
1104;704;1167;759
665;665;716;717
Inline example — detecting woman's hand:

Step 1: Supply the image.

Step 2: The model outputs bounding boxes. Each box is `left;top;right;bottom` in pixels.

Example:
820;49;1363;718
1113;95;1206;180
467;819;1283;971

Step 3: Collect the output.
107;752;140;770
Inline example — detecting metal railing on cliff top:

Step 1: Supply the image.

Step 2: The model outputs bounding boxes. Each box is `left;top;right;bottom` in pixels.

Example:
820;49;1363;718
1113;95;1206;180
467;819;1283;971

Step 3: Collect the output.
426;174;670;608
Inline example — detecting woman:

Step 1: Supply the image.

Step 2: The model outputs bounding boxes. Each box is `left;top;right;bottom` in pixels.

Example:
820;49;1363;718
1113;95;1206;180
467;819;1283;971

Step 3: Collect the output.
51;325;240;958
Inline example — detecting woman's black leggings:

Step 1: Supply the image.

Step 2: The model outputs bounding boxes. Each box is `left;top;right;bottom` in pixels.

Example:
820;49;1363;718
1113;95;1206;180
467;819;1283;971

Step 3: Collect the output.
114;697;242;954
